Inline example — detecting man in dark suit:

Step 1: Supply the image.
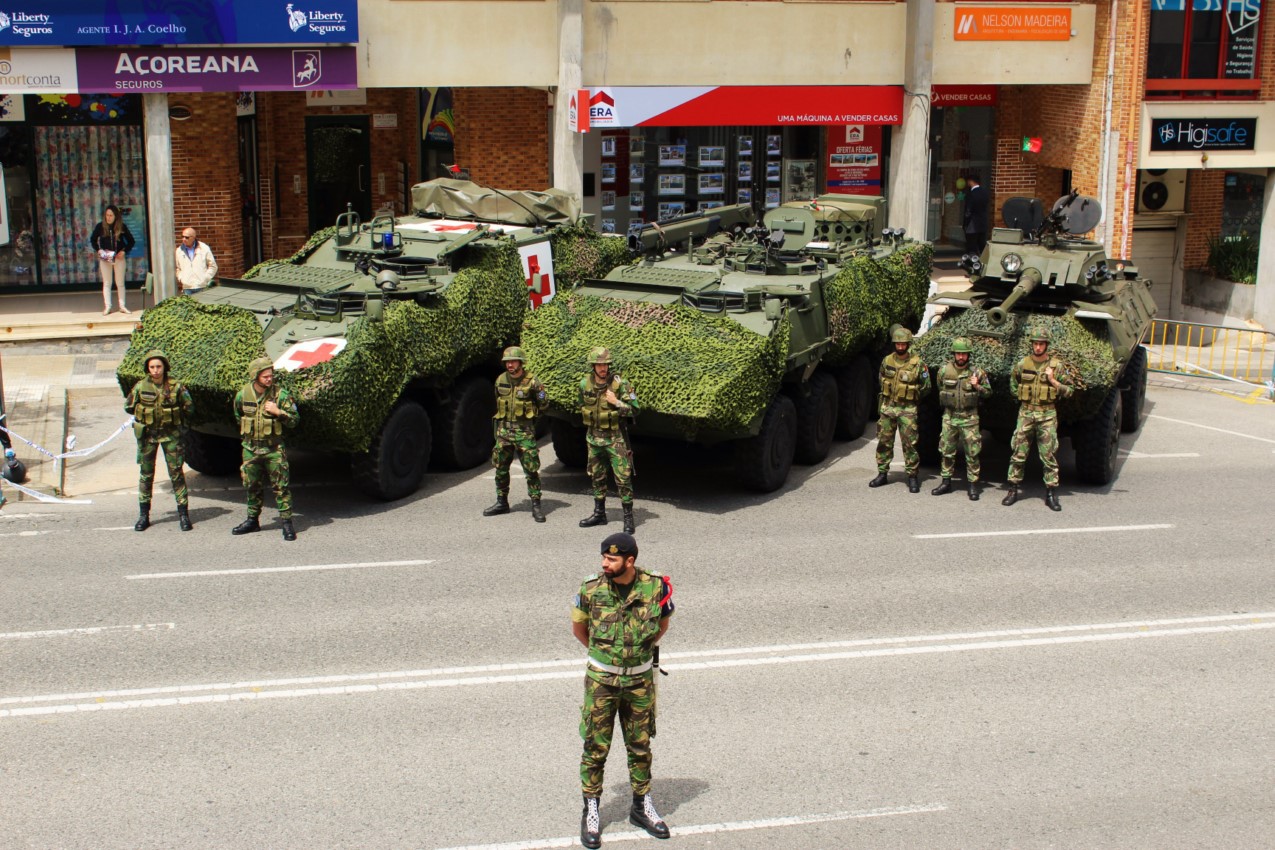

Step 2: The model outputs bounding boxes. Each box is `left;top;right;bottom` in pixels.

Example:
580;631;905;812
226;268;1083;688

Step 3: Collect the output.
963;173;989;256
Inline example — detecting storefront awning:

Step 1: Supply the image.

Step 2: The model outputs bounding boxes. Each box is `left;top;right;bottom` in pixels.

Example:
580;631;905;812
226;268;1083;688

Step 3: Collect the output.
584;86;904;129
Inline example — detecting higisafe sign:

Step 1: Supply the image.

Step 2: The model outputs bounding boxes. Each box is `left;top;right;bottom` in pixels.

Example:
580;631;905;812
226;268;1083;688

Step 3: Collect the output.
1150;117;1257;152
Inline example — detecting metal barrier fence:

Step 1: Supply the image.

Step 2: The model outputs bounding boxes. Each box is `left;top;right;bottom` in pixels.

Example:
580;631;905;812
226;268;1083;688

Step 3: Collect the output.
1146;319;1275;388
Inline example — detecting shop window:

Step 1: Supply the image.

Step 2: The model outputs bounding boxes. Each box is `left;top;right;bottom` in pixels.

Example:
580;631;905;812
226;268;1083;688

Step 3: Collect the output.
1146;2;1262;99
1221;171;1264;237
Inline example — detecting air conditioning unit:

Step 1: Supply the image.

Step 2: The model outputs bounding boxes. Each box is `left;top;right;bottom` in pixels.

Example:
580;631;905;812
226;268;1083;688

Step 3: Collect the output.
1136;168;1187;214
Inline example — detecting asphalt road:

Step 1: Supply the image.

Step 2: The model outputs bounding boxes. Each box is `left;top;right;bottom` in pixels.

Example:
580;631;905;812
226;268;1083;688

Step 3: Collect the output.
3;380;1273;849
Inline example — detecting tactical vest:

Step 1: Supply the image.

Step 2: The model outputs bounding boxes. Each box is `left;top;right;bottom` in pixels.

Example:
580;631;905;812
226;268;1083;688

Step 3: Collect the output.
1016;355;1061;405
494;372;539;422
880;354;924;404
581;375;624;430
133;379;185;429
583;569;667;668
239;385;286;441
938;363;981;413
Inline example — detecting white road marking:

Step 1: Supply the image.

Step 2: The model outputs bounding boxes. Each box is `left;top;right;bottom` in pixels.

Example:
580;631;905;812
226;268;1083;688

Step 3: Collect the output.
124;559;435;580
1149;414;1275;444
1119;451;1200;458
94;526;136;532
4;613;1270;718
0;530;52;538
0;513;57;519
0;623;175;641
434;803;949;850
915;523;1172;539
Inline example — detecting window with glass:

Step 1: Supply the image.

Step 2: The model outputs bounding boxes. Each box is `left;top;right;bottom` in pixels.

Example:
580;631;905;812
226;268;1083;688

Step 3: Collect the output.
1146;1;1263;99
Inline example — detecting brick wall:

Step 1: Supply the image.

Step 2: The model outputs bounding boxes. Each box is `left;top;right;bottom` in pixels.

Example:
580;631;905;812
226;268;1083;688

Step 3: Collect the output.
171;93;243;279
1184;170;1226;270
453;88;551;189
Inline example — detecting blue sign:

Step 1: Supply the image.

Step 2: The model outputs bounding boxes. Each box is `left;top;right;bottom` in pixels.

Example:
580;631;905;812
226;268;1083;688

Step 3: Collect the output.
0;1;358;47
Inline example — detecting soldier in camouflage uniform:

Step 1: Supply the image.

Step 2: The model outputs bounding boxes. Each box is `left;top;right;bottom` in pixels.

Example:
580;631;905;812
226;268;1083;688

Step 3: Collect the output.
125;350;194;532
232;357;300;539
482;346;549;522
571;532;674;849
1004;329;1073;511
869;327;931;492
932;337;992;501
578;347;640;534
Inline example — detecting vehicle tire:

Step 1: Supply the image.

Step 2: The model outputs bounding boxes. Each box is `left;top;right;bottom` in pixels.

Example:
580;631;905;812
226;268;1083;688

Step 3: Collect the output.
791;372;838;465
1073;386;1123;486
833;355;875;441
182;430;241;476
430;375;495;470
1119;345;1148;434
352;400;432;501
916;395;942;467
551;419;589;469
734;394;797;492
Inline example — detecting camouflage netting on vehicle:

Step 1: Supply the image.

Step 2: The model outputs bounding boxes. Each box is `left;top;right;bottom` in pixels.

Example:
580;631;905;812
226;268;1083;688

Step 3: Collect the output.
522;293;791;439
823;242;933;367
915;309;1117;424
548;225;634;290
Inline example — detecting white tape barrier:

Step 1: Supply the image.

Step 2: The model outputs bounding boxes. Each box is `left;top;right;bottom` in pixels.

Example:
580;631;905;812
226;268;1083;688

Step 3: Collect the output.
0;417;135;461
1175;360;1275;400
0;477;92;505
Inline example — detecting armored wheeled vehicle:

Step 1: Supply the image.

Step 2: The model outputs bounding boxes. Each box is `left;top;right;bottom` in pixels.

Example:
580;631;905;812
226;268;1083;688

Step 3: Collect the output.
117;179;630;500
916;191;1157;485
522;195;933;491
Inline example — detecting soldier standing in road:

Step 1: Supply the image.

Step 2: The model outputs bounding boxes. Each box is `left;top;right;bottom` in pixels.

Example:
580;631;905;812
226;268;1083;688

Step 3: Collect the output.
932;337;992;501
125;350;194;532
1004;328;1073;511
869;327;931;492
572;532;674;849
232;357;300;539
482;346;549;522
578;347;640;534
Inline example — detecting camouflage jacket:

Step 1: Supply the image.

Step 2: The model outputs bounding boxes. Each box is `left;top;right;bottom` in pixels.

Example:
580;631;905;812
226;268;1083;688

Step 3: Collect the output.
572;568;673;670
126;377;193;436
494;370;547;423
579;372;639;432
234;383;298;444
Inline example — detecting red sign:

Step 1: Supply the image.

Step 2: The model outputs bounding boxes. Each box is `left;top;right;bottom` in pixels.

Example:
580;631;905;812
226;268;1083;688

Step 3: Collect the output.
825;124;883;196
572;88;590;133
931;85;999;108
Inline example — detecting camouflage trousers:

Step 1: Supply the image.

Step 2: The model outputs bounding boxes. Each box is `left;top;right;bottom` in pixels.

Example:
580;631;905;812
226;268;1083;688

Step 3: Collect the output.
1007;407;1061;488
492;422;542;498
586;429;634;504
580;670;656;796
875;402;920;475
137;433;188;506
938;411;983;482
241;443;293;519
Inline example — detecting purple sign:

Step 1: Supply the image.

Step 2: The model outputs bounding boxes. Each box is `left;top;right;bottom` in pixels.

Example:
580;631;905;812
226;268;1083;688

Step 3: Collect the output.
75;46;357;93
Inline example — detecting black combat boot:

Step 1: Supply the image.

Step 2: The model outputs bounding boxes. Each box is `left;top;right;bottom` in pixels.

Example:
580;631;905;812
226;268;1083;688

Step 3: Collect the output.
868;472;889;488
134;504;150;532
1001;485;1019;507
907;476;920;494
1045;488;1062;512
579;499;607;528
177;504;192;531
622;503;636;534
581;796;602;849
968;481;980;501
231;516;261;535
281;519;297;541
482;495;510;517
530;497;545;523
931;478;953;496
630;793;670;839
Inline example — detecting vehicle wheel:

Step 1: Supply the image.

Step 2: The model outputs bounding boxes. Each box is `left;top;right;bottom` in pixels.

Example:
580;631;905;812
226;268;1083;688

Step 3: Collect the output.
551;419;589;469
352;400;432;500
430;375;494;470
834;355;875;440
791;372;838;465
1120;345;1148;434
182;430;240;476
1073;387;1123;486
916;395;942;467
734;394;797;492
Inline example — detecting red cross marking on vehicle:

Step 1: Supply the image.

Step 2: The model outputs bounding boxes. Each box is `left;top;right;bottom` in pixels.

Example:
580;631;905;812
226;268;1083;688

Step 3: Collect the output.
286;341;341;369
526;255;549;308
430;223;477;232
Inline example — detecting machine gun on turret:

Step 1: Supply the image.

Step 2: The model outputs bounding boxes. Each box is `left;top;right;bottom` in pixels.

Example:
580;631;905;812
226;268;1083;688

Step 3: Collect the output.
627;205;756;257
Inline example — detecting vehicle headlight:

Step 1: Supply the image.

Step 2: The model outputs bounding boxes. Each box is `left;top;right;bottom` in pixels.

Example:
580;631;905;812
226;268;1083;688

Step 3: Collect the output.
1001;252;1023;274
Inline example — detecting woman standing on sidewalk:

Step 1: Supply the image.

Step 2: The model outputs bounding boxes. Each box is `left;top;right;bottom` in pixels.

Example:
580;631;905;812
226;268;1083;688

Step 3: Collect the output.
89;205;136;315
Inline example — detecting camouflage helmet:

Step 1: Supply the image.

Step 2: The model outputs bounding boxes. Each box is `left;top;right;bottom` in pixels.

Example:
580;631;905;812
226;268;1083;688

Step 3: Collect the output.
587;346;613;365
891;327;914;344
248;356;275;379
1029;328;1051;344
501;346;526;363
950;337;973;354
143;349;170;371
